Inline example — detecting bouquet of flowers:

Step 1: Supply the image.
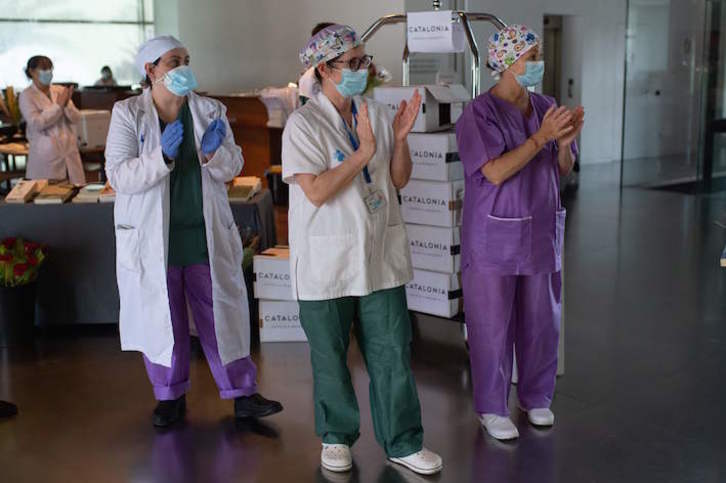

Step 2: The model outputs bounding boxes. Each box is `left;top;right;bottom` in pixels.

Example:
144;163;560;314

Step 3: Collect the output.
2;87;22;125
0;238;47;288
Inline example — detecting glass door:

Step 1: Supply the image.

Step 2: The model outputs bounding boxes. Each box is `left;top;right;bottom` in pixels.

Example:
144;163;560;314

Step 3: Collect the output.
702;0;726;190
621;0;707;189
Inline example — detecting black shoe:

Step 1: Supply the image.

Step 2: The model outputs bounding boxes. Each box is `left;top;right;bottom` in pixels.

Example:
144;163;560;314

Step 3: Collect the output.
0;400;18;419
234;393;283;419
152;395;186;428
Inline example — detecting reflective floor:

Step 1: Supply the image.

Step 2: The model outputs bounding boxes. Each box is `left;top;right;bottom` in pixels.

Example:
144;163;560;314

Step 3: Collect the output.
1;162;726;483
622;153;726;189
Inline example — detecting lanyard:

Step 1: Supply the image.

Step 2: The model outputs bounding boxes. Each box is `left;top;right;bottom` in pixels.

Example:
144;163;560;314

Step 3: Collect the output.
342;101;372;184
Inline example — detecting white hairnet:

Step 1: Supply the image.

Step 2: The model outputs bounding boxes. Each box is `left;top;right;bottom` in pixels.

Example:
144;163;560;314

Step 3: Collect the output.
135;35;185;76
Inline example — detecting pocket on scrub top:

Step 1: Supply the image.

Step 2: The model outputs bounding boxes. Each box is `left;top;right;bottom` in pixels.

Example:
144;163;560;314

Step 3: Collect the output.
484;214;533;266
308;234;359;284
115;225;141;273
555;209;567;256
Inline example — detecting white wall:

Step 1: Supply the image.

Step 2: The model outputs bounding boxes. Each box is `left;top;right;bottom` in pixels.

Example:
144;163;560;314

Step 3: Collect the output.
154;0;406;94
154;0;625;164
403;0;626;165
462;0;627;164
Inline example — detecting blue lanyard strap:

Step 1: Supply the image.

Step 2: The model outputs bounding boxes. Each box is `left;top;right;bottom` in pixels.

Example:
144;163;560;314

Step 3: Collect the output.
345;102;372;184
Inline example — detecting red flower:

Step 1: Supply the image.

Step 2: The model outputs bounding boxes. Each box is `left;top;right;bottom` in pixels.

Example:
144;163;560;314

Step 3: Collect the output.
2;238;17;250
24;242;40;253
27;255;38;266
13;263;29;277
0;254;11;262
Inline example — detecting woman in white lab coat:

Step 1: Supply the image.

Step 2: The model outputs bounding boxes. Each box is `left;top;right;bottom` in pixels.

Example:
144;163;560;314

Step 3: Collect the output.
105;35;282;427
18;56;86;185
283;24;442;475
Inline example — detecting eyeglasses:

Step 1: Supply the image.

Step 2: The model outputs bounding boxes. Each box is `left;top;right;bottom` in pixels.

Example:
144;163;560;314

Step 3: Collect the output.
329;55;374;72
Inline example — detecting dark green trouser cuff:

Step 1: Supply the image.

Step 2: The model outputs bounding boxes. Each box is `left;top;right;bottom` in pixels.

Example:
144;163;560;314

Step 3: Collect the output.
299;286;424;457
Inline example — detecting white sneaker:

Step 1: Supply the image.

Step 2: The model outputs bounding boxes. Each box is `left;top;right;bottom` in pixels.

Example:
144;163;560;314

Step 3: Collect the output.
388;447;443;475
479;414;520;440
321;444;353;473
526;408;555;427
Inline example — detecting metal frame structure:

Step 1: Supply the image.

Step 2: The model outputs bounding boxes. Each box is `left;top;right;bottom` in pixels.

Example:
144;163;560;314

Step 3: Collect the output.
360;4;506;98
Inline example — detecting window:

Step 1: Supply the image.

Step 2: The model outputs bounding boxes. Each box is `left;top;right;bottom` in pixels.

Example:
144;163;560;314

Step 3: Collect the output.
0;0;154;89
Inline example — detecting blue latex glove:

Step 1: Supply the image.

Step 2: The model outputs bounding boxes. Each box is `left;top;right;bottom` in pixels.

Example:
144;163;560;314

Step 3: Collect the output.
161;120;184;160
201;118;227;156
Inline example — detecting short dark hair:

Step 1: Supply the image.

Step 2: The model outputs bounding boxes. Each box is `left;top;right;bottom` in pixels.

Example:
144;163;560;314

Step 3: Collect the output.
143;57;161;88
312;22;335;37
101;65;112;73
25;55;52;79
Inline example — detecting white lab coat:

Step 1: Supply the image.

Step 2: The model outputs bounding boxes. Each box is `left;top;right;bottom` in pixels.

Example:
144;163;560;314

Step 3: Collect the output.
105;88;250;367
18;84;86;185
282;92;413;301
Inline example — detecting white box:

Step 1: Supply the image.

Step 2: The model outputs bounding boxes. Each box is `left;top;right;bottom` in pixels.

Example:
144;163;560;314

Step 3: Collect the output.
406;269;462;318
77;110;111;149
259;300;306;342
407;131;463;182
373;84;470;133
253;247;293;301
400;179;464;227
406;224;461;274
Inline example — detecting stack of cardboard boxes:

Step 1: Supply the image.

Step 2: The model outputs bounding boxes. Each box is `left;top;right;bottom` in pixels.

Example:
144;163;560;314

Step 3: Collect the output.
374;85;469;318
252;247;306;342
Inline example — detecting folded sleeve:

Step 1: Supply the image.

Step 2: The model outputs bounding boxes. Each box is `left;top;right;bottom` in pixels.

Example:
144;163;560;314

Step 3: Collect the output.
455;103;506;179
281;113;327;184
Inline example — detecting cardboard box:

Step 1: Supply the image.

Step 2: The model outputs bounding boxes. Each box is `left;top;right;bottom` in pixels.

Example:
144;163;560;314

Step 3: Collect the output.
253;247;293;301
405;269;462;318
77;110;111;149
407;131;464;182
400;179;464;227
259;300;307;342
373;84;470;133
406;224;461;274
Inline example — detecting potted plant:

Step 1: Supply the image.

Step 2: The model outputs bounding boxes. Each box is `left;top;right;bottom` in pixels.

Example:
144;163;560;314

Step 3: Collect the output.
0;238;46;347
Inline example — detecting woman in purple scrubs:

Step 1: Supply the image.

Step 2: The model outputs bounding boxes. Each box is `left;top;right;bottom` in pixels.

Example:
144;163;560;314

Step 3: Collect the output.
455;24;584;440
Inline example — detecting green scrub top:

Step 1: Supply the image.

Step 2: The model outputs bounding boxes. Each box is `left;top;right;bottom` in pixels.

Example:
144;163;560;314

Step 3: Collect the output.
161;101;208;267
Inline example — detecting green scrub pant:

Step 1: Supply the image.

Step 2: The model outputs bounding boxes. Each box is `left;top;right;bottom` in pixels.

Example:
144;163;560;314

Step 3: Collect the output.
298;285;424;458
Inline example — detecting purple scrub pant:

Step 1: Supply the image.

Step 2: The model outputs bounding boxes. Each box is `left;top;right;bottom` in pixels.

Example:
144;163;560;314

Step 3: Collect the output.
463;266;562;416
143;264;258;401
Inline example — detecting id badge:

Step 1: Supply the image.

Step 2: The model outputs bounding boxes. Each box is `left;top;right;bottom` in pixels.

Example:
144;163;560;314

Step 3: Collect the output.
364;189;386;214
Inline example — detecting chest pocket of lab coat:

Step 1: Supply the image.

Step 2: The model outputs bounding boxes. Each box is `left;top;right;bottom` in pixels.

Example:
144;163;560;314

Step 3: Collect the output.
115;226;142;273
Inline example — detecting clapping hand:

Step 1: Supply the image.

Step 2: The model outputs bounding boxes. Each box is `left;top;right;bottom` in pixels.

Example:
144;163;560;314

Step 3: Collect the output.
393;89;422;142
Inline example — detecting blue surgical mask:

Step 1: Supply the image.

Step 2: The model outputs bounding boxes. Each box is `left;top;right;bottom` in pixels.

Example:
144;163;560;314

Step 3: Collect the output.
334;69;369;98
37;69;53;86
515;61;545;88
158;65;198;96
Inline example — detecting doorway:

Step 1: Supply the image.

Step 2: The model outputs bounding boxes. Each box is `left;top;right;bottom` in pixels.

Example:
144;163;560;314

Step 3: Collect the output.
542;14;584;190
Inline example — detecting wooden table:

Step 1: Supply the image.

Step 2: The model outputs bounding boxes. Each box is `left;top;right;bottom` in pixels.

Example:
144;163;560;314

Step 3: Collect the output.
0;141;108;186
0;189;276;326
0;141;28;192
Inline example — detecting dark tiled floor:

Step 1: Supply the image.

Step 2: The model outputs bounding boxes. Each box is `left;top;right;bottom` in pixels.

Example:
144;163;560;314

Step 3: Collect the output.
1;162;725;483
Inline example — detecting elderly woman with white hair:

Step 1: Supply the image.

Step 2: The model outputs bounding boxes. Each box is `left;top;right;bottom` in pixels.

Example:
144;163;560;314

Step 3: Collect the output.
104;35;282;427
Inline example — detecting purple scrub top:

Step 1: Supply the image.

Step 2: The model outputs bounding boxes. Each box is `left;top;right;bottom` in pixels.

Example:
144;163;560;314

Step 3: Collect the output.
455;91;578;276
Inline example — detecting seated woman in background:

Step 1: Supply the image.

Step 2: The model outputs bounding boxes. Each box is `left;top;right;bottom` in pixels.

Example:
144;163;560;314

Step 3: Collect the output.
94;65;118;87
18;55;86;185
